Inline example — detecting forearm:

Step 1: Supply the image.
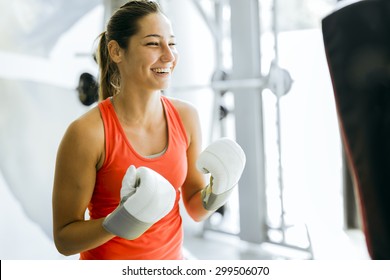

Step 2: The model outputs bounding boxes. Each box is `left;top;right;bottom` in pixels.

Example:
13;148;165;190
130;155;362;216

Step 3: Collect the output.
185;188;214;222
54;218;114;256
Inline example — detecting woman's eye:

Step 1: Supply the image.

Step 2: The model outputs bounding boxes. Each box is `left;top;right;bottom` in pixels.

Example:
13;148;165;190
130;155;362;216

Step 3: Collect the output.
146;42;159;46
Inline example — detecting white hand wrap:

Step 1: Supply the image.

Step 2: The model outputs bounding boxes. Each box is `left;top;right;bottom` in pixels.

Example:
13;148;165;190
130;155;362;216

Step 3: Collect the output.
103;166;176;240
196;138;246;211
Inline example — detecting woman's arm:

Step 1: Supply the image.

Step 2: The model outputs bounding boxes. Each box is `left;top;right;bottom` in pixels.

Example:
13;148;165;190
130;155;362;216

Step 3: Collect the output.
171;99;213;222
52;109;114;256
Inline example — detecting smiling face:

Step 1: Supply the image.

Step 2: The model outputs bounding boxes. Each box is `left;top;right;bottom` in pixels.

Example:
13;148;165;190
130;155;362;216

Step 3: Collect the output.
114;12;178;93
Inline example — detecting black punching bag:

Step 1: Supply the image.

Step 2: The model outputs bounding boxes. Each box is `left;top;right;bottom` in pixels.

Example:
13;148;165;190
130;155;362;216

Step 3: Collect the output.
322;0;390;259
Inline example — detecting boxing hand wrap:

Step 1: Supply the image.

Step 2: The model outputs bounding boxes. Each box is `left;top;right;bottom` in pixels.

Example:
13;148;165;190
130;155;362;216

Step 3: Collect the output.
103;166;176;240
196;138;246;211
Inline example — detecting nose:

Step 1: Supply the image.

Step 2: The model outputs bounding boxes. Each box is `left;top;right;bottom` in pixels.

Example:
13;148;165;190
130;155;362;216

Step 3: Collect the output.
161;43;177;63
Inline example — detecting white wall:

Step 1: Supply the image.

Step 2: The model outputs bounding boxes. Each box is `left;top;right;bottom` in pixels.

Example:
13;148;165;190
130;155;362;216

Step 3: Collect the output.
0;5;101;259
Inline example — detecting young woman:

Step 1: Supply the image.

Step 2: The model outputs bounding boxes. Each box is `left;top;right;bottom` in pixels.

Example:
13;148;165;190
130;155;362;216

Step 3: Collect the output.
52;0;245;260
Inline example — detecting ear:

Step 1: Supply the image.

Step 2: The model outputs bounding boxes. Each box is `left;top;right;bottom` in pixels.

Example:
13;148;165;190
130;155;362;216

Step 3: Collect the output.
107;40;123;63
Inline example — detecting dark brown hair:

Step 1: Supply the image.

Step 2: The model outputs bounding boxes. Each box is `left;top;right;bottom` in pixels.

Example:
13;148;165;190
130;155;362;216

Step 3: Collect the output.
96;0;162;100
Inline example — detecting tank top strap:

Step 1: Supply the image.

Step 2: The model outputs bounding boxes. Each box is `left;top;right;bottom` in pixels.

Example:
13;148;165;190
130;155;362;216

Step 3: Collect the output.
97;97;118;167
160;95;189;149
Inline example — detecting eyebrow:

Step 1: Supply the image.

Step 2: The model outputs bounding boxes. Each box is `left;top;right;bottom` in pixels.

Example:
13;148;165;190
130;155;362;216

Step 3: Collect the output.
143;34;175;39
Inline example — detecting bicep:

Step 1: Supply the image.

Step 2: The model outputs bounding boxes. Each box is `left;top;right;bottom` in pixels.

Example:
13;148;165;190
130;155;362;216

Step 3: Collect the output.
52;120;101;232
179;104;207;205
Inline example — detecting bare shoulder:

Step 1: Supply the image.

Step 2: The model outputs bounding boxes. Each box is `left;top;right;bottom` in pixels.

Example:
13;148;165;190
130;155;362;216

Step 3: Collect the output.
168;97;199;120
59;105;104;168
67;106;103;141
167;97;202;146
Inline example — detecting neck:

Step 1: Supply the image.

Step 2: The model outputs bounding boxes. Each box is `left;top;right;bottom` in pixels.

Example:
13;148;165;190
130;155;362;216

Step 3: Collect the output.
112;90;163;126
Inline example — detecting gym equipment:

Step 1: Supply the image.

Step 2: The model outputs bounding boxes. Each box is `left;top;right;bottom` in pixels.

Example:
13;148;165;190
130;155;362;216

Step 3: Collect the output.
322;0;390;259
76;72;99;106
183;0;312;259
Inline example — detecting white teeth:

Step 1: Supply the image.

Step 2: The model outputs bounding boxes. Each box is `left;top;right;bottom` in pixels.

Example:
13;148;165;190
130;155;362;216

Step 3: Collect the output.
152;68;170;73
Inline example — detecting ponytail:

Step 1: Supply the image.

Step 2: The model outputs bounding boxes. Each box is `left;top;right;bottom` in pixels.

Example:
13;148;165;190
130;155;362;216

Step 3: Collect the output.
96;1;163;101
96;31;120;100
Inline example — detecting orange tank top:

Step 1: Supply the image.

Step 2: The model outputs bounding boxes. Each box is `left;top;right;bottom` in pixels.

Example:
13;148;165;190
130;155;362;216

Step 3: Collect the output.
80;95;188;260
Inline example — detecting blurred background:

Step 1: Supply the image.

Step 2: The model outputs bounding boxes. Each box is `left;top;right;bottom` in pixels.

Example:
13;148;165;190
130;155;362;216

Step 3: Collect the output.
0;0;370;260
